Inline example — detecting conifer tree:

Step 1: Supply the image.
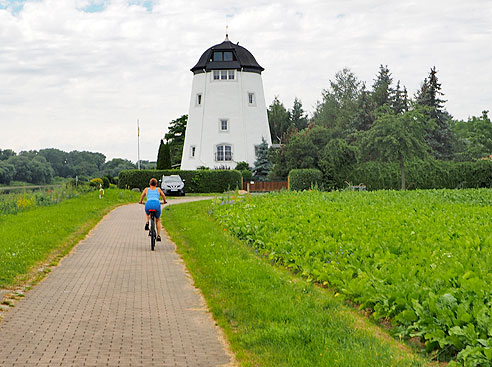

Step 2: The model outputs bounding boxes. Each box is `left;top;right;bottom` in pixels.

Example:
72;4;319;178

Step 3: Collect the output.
156;139;172;169
268;97;291;144
415;66;454;159
290;97;308;131
253;137;272;181
391;81;409;115
371;65;393;109
352;83;374;131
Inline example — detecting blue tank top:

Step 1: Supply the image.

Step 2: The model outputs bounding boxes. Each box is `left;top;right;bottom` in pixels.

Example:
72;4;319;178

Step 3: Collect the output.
146;187;160;201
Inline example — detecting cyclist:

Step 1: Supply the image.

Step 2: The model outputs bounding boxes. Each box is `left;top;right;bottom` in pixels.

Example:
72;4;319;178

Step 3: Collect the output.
139;178;167;241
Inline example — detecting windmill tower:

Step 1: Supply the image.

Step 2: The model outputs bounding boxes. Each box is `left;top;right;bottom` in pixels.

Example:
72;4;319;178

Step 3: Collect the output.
180;35;271;170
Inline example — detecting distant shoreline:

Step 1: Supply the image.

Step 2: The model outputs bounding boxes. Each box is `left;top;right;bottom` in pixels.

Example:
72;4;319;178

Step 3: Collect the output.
0;184;62;192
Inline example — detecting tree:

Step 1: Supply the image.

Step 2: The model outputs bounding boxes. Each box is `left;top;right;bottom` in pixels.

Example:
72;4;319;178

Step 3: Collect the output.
38;148;74;177
156;140;171;169
268;97;291;144
312;68;362;138
371;65;393;109
362;107;432;190
101;158;136;177
352;83;374;132
7;154;54;184
138;160;156;170
0;149;15;161
164;115;187;166
273;125;332;176
318;139;359;189
391;81;409;115
284;133;317;170
451;110;492;160
415;67;454;159
290;97;308;131
253;137;272;181
0;161;15;184
69;150;106;177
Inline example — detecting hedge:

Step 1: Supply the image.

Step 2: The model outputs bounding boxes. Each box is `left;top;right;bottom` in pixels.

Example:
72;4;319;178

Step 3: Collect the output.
118;169;242;193
289;169;323;191
343;159;492;190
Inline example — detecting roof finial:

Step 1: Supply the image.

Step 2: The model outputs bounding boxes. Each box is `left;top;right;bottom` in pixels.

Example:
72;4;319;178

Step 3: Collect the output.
225;25;229;41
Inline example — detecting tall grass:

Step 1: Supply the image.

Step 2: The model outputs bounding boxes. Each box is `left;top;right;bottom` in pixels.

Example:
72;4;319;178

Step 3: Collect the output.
0;184;93;215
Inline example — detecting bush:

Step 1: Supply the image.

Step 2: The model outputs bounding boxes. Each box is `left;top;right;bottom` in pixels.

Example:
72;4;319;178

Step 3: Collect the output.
118;169;242;193
289;169;323;191
90;178;104;188
235;161;251;171
101;176;110;189
104;175;115;185
241;169;253;181
344;159;492;190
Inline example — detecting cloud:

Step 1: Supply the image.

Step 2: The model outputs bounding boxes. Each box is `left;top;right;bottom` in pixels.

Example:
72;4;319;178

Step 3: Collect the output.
0;0;491;161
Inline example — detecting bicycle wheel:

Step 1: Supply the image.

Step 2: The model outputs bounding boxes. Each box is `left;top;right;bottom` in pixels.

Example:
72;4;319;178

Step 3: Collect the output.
150;215;156;251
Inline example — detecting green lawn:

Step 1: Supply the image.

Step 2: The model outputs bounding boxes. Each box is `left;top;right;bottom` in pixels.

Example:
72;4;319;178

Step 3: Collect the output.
163;200;428;367
0;189;140;288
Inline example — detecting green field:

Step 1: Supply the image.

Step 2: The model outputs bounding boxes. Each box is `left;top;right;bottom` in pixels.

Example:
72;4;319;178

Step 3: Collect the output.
0;189;140;288
211;189;492;366
164;200;427;367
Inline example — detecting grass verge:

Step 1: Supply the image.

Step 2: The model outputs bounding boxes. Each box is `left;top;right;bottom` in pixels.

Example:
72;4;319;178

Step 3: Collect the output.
163;200;430;367
0;189;140;288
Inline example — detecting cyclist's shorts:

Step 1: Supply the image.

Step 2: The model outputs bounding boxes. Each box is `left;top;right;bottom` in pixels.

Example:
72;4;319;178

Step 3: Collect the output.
145;200;161;218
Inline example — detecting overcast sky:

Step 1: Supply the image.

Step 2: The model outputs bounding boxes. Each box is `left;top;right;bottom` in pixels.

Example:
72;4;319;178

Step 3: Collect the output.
1;0;491;162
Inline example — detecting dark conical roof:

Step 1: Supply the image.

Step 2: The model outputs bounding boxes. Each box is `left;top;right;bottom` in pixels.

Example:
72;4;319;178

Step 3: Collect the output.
191;38;264;75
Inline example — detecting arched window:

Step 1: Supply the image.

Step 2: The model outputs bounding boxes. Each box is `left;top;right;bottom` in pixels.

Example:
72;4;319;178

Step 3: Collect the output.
215;144;232;161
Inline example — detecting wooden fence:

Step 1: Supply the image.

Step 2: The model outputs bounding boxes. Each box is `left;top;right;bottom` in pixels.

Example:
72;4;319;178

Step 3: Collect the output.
242;181;289;192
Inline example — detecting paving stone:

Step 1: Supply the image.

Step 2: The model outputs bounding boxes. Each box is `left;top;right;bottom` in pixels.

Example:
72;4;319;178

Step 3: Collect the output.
0;200;233;366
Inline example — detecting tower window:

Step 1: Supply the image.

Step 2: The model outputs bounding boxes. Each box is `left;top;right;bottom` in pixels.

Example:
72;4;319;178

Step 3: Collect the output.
224;52;233;61
213;52;222;62
220;119;229;131
212;51;235;62
248;92;255;105
212;70;236;81
216;144;232;161
196;93;202;105
190;146;196;157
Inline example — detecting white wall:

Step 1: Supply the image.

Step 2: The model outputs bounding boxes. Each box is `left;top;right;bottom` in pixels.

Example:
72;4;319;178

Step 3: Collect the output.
180;70;271;170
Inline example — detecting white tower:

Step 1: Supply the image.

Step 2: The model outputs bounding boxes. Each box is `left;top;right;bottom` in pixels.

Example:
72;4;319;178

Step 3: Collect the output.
180;36;272;170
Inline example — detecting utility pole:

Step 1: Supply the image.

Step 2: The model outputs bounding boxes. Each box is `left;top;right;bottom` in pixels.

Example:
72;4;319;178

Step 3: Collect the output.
137;119;141;170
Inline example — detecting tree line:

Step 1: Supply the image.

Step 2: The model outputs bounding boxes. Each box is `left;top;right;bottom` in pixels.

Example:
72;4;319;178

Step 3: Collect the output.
0;148;143;185
266;66;492;189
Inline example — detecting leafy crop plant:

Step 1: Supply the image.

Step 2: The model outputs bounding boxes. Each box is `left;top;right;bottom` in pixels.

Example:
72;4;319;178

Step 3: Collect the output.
212;189;492;366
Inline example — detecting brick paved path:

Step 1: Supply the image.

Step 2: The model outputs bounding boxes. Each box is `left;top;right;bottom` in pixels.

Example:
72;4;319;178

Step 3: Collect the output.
0;199;233;366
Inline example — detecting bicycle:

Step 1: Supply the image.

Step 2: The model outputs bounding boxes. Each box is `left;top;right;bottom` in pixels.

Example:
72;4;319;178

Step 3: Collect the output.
148;209;157;251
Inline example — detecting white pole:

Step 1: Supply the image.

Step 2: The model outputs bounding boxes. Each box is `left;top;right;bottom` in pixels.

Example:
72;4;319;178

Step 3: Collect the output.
137;119;141;170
